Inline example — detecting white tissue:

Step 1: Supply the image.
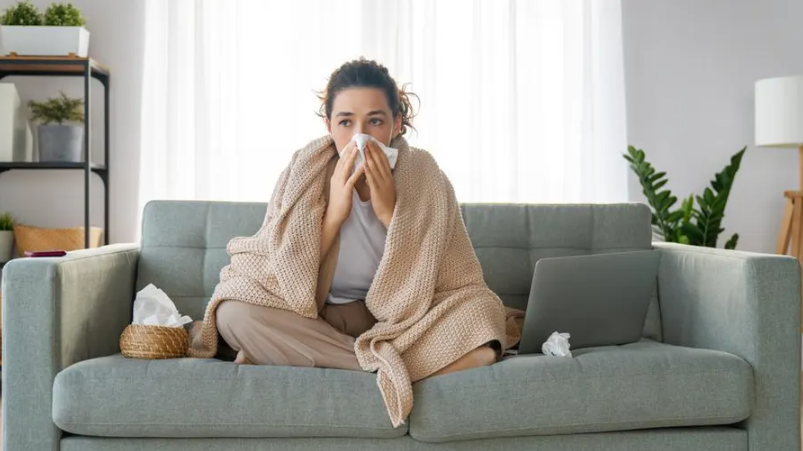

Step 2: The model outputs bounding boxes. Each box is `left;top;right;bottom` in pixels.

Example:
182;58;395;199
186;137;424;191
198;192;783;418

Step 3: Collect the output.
350;133;398;169
352;133;373;152
132;284;192;327
542;331;573;357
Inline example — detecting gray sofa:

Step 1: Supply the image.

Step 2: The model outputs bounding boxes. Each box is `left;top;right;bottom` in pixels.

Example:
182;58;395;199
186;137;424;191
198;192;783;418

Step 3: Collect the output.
2;200;800;451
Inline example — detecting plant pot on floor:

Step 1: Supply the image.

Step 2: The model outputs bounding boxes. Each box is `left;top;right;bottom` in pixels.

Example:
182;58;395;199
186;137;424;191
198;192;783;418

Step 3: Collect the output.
0;26;89;57
38;124;83;162
0;229;14;263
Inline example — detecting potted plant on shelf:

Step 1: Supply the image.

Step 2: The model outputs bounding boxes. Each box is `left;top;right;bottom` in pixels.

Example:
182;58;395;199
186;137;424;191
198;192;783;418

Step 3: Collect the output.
0;1;89;57
29;91;84;162
0;212;15;263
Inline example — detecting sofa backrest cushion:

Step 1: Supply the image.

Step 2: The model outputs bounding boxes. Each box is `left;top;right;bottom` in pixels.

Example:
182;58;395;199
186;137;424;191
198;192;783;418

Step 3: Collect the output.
137;201;266;323
459;203;659;340
137;201;661;341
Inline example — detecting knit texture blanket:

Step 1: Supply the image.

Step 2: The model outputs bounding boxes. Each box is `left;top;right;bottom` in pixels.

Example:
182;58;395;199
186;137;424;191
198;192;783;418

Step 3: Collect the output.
188;135;512;427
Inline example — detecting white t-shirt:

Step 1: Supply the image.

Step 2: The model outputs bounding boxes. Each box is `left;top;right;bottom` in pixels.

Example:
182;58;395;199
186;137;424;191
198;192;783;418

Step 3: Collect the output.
326;189;387;304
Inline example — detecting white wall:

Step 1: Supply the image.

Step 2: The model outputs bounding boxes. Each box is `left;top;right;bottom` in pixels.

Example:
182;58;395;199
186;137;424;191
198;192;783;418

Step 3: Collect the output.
622;0;803;253
2;1;800;251
0;0;144;243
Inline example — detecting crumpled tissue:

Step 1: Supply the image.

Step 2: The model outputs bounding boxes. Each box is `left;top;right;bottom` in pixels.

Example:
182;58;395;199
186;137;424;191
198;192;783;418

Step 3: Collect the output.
542;331;573;357
351;133;398;169
132;283;192;327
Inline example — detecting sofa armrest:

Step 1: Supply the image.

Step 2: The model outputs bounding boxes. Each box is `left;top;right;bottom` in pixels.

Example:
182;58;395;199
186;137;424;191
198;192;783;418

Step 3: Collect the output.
2;244;139;451
654;242;800;451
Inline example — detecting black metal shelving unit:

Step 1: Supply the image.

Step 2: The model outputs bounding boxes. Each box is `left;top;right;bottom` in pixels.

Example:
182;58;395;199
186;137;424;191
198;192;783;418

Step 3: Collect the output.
0;56;110;247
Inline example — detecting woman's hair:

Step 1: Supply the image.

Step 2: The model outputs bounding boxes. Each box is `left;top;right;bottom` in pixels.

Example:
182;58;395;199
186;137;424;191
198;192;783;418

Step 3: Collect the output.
317;58;418;136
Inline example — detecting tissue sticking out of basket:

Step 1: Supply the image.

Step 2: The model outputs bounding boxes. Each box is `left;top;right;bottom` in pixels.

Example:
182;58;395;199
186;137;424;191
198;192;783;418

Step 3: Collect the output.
120;284;193;359
132;284;193;327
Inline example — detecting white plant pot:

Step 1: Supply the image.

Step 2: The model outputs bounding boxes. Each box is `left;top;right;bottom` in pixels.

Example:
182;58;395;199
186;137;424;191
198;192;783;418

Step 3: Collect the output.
0;26;89;57
0;230;14;263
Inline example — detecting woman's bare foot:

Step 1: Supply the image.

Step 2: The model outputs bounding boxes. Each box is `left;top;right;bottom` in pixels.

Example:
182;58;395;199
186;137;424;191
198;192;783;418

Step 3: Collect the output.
234;350;253;365
429;345;497;378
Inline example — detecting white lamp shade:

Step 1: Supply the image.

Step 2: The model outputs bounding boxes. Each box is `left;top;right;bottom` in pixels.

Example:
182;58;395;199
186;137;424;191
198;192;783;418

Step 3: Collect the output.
755;75;803;147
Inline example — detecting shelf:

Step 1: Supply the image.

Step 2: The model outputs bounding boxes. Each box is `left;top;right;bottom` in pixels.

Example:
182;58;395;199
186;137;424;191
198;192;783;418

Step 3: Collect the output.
0;55;112;247
0;161;106;172
0;55;109;84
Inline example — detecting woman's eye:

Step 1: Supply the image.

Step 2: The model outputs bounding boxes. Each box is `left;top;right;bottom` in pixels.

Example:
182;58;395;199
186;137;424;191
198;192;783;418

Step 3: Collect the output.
339;120;351;127
370;118;383;126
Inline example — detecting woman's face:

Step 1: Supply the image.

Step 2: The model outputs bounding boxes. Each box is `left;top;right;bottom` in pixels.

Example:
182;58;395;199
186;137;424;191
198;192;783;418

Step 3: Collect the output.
327;87;402;152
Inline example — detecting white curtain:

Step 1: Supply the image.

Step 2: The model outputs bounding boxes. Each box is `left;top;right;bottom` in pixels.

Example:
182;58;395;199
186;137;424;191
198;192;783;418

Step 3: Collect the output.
139;0;628;214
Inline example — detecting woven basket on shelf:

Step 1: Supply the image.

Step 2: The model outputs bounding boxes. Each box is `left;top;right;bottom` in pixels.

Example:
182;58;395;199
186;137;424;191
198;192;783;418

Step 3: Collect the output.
14;224;103;257
119;324;189;359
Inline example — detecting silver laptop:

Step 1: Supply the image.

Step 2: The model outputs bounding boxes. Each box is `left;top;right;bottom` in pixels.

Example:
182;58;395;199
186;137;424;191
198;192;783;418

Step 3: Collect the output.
517;250;661;355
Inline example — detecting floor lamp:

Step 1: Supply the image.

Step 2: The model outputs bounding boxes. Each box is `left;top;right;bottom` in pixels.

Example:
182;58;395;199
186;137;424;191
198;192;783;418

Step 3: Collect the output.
755;75;803;258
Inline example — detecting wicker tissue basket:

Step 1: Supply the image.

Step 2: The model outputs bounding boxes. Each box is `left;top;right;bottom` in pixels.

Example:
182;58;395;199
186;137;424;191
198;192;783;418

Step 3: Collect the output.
120;324;189;359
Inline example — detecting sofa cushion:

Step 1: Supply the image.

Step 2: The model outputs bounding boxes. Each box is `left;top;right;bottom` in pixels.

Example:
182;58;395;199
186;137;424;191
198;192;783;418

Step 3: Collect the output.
459;203;662;342
136;201;662;342
409;339;753;443
53;355;406;438
137;200;268;322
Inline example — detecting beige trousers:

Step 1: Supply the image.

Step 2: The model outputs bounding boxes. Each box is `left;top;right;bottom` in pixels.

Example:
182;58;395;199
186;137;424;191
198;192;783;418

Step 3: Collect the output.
215;299;377;370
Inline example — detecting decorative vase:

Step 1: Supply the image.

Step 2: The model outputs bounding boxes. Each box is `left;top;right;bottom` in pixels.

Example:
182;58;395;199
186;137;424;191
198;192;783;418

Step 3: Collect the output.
0;26;90;57
0;230;14;263
38;124;83;162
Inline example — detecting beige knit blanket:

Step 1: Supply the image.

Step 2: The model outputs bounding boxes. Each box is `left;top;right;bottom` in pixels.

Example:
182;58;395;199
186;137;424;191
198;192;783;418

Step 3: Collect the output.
189;135;517;427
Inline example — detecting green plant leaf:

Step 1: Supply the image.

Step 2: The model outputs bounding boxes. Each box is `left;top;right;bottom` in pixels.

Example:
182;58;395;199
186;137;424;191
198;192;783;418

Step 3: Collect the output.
1;0;43;26
724;233;739;250
703;188;715;206
695;194;708;212
681;194;694;224
690;147;746;248
680;221;705;245
29;91;84;125
666;209;684;223
624;145;682;242
0;212;14;231
656;191;670;210
44;3;85;26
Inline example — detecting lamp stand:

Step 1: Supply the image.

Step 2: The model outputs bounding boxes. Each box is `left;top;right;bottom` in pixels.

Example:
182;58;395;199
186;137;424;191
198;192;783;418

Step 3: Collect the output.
776;146;803;257
775;146;803;330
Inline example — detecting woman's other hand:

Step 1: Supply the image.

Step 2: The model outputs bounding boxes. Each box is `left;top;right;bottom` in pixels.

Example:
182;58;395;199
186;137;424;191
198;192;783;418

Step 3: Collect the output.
327;140;364;225
365;140;396;228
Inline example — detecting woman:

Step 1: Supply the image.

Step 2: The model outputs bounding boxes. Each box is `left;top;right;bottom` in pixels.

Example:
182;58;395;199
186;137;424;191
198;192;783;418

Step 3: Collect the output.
189;58;513;427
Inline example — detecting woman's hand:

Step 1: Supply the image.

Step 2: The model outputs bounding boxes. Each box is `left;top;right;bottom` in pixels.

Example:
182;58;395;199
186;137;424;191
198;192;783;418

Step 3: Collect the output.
364;140;396;228
326;141;364;226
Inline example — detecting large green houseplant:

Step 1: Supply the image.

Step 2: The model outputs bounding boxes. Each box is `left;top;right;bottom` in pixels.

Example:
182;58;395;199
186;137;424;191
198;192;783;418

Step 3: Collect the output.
624;145;746;250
